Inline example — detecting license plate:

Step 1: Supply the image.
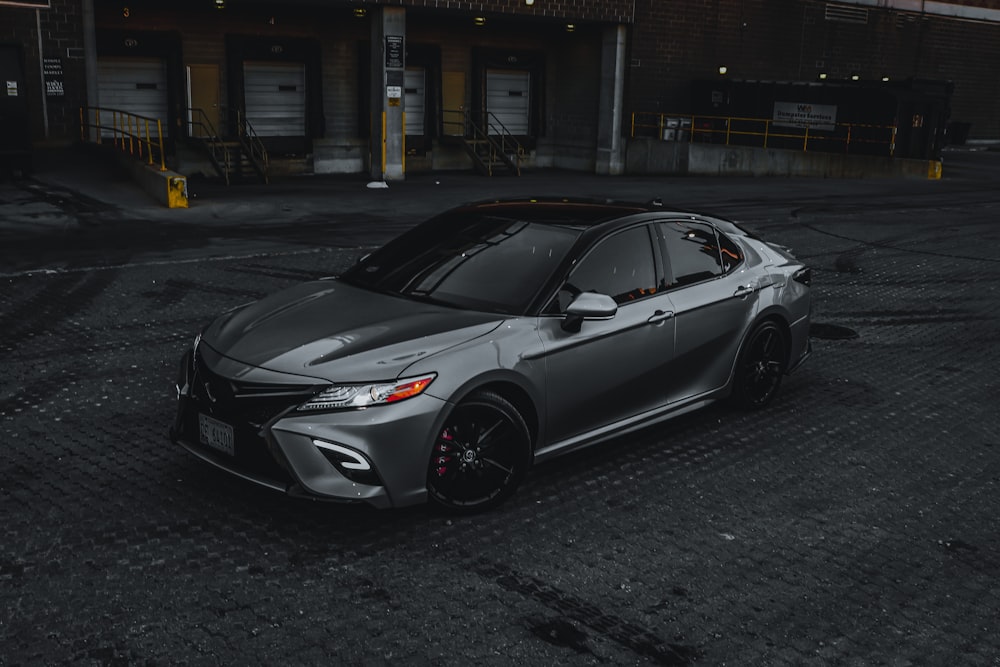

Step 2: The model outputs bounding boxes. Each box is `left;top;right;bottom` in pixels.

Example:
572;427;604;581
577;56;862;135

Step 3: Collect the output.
198;413;235;456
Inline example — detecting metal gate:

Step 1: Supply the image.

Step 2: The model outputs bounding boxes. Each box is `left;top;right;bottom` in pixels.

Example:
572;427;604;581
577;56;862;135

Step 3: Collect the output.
404;67;425;137
243;61;306;136
486;69;530;135
97;57;169;124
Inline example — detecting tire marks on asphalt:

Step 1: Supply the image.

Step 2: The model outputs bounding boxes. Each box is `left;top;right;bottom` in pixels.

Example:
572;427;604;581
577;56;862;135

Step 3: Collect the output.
474;559;699;665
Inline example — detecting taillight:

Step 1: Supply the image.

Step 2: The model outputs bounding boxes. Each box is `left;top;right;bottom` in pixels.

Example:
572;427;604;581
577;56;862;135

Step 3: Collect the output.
793;267;811;286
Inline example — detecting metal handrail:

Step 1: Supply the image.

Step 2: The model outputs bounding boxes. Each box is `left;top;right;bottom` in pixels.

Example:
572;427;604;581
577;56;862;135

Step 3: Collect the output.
442;108;524;175
484;110;526;163
631;111;898;157
236;110;269;184
185;107;231;185
79;106;167;170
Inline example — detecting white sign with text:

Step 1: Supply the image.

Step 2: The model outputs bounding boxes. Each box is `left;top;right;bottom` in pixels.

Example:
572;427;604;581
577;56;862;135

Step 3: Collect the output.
773;101;837;131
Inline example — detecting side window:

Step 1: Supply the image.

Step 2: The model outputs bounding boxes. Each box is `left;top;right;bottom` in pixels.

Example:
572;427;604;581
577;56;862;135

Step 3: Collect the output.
661;221;742;287
552;226;658;311
717;229;744;273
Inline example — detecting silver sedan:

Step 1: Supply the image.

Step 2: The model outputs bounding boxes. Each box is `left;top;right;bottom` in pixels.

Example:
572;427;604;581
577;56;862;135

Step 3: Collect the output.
171;199;811;512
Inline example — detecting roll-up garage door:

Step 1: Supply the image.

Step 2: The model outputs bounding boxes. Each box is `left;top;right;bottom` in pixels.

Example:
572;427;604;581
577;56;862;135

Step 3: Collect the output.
404;67;425;137
486;69;530;135
97;58;169;126
243;61;306;136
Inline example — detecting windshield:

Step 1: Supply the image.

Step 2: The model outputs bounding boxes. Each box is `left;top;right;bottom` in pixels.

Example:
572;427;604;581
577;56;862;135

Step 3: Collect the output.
340;211;582;315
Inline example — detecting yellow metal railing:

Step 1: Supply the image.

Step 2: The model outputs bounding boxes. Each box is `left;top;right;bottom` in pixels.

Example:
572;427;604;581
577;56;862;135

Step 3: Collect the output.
80;106;168;171
631;112;898;157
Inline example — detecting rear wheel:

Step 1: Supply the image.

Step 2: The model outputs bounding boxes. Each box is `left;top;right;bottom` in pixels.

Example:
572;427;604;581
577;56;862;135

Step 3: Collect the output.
732;321;788;409
427;391;531;513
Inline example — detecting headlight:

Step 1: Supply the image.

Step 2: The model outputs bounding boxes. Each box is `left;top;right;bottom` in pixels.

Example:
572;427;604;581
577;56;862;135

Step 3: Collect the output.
297;373;437;411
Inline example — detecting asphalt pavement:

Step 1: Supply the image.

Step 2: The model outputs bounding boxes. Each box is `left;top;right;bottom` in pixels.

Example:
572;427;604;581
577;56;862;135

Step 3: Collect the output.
1;143;999;665
3;142;998;246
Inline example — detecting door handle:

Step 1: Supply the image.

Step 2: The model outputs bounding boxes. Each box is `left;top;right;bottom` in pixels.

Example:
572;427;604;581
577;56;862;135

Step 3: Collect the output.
647;310;674;324
733;284;755;298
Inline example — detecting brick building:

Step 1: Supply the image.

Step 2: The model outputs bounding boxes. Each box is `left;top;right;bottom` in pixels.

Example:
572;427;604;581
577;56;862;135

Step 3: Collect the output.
2;0;998;176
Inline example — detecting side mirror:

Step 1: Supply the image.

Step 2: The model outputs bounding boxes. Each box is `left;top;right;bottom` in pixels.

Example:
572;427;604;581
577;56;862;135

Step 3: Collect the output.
562;292;618;332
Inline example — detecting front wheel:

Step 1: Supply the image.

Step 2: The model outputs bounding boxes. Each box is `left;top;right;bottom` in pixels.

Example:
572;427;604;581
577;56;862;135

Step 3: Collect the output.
732;321;788;409
427;391;532;513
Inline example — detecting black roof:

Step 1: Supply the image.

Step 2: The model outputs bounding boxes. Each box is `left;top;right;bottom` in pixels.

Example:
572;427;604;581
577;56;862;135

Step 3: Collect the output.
460;198;655;226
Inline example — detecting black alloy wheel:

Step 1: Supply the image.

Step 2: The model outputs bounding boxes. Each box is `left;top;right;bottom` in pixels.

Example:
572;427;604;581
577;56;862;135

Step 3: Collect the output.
733;320;788;409
427;390;531;513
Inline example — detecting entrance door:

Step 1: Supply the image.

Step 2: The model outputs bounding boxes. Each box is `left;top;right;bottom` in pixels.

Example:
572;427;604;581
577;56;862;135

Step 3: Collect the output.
0;44;31;172
441;71;465;136
187;63;220;137
243;61;306;136
486;69;530;135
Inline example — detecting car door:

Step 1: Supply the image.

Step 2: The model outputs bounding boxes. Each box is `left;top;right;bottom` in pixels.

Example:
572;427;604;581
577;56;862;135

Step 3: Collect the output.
536;224;677;445
657;219;760;402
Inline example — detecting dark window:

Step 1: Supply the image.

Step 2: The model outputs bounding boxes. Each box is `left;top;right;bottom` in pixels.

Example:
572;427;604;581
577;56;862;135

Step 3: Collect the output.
661;221;742;287
341;212;580;315
717;229;744;273
551;226;658;312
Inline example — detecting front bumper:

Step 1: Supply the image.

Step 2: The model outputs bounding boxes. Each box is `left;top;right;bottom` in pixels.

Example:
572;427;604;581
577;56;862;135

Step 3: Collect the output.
171;348;449;509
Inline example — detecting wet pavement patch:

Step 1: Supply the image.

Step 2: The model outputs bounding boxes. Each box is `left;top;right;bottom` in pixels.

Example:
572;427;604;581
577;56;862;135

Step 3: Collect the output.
834;252;863;274
810;323;860;340
526;617;592;655
939;539;978;553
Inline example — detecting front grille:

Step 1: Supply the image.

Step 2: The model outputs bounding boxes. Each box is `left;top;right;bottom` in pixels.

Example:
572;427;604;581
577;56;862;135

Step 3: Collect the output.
192;350;318;427
181;349;322;482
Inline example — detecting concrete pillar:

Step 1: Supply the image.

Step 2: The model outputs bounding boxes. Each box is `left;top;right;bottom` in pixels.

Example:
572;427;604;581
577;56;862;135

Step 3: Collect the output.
596;24;627;176
82;0;99;141
369;7;406;181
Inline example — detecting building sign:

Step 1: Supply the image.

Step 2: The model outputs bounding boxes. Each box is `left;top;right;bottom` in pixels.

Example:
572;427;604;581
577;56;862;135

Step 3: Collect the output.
387;85;401;107
773;101;837;131
385;36;403;69
6;80;18;96
43;58;64;97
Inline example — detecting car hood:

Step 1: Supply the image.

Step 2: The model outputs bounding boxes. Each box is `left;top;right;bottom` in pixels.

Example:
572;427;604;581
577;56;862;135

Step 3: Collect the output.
201;280;504;381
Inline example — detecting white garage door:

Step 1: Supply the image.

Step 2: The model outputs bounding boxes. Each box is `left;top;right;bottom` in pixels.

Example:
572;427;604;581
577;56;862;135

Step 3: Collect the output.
97;58;169;125
486;69;530;135
405;67;425;137
243;61;306;136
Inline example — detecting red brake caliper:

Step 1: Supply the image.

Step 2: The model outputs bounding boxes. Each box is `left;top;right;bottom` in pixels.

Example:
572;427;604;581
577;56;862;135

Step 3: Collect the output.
435;428;454;477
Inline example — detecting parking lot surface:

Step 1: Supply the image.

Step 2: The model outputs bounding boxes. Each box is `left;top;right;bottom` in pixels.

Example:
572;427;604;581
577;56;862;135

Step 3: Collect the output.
1;148;998;664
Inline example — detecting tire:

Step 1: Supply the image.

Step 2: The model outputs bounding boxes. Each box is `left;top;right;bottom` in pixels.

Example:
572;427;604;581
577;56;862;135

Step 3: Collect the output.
732;320;788;410
427;390;532;513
